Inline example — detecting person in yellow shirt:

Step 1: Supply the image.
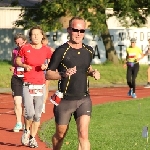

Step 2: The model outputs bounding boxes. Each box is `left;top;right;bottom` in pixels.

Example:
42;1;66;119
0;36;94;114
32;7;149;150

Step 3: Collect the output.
124;38;145;98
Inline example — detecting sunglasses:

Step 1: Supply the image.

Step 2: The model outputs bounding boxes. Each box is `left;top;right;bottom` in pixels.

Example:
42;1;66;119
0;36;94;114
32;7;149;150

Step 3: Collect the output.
71;28;85;33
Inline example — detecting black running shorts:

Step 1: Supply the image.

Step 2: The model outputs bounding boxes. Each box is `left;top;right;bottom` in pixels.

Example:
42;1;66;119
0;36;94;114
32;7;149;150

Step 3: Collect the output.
11;75;23;97
53;96;92;125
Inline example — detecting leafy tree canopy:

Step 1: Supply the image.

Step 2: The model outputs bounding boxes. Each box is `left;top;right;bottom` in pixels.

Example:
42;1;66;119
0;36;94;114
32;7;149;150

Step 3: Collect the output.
7;0;150;63
14;0;150;35
113;0;150;28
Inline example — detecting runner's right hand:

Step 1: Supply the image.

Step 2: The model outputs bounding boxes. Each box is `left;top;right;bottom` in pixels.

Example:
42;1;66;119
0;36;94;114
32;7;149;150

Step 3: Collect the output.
23;64;32;71
123;63;127;68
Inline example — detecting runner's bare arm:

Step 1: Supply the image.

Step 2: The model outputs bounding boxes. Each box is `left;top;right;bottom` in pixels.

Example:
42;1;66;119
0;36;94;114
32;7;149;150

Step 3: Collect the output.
46;70;61;80
136;52;145;62
41;58;50;70
10;52;15;72
47;58;50;63
16;56;32;71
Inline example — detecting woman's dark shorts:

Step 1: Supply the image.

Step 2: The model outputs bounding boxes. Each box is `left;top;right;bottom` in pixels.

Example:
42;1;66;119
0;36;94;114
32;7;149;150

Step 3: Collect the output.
11;75;23;97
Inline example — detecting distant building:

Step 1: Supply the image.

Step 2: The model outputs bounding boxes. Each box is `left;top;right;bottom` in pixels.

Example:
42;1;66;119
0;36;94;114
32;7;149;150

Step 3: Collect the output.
0;0;42;7
0;3;150;61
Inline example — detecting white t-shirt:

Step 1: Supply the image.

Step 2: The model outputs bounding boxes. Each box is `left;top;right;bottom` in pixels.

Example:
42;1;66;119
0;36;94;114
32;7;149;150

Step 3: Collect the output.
143;45;150;64
143;45;150;54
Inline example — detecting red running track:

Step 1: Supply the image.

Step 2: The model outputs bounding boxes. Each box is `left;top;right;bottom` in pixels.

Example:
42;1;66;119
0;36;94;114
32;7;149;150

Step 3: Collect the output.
0;86;150;150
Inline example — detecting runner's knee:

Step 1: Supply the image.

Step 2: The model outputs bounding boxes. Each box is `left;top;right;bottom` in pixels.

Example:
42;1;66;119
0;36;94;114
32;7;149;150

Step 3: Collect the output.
56;128;68;140
26;115;33;120
78;130;88;140
33;115;41;122
14;96;22;104
25;112;34;120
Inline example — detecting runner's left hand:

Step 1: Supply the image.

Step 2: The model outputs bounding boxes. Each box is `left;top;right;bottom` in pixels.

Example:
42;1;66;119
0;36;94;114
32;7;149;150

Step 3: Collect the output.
92;69;100;80
10;66;15;72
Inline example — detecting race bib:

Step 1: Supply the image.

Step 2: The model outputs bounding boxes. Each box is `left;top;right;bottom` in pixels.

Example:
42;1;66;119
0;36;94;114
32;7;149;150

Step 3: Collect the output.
29;84;44;96
17;67;24;77
50;91;63;106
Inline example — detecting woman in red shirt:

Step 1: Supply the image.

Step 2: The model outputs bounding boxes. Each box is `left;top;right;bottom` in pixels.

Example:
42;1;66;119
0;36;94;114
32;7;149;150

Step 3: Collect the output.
16;26;52;148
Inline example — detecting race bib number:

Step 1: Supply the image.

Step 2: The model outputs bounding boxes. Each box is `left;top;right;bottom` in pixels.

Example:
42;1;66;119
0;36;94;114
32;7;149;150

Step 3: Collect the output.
29;84;44;96
17;67;24;77
50;91;63;106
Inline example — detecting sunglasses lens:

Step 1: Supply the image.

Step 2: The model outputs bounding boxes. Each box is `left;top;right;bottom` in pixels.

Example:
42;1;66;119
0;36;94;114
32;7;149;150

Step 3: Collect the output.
72;28;79;32
72;28;85;33
80;30;85;33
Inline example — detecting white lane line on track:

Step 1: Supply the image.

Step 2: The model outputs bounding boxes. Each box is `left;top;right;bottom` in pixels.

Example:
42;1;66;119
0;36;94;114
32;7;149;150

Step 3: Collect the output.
0;101;13;104
6;110;13;113
48;103;52;105
0;110;14;116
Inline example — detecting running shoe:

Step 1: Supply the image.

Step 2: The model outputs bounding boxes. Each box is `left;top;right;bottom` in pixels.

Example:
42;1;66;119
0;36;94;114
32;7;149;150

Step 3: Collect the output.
144;83;150;88
127;89;133;96
21;129;30;145
13;122;22;132
29;137;38;148
132;93;137;98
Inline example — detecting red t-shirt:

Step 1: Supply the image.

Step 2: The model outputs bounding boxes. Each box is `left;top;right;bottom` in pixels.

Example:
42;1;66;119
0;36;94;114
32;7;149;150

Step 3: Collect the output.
18;44;52;84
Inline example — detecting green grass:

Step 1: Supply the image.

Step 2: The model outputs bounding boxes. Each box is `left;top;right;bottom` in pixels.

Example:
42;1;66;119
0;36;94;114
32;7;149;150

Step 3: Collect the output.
0;60;148;88
39;97;150;150
1;60;149;149
0;60;58;88
89;63;148;86
0;60;12;88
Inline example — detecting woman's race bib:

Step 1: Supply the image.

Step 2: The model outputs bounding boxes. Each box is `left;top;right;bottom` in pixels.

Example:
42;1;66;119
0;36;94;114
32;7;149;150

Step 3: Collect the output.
17;67;24;77
29;84;44;96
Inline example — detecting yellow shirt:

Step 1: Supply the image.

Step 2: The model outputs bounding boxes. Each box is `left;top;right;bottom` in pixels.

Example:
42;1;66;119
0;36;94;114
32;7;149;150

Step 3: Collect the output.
126;46;142;62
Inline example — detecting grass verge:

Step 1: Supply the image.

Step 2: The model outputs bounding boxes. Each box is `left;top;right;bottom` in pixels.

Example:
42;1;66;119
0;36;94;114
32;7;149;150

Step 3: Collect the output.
0;60;148;88
39;97;150;150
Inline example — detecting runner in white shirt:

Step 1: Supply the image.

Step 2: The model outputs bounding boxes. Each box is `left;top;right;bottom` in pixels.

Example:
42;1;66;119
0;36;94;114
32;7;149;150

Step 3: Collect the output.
143;38;150;88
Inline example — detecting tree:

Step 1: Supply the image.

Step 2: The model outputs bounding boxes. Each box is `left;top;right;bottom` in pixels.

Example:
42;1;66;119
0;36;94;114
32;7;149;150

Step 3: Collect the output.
14;0;150;63
113;0;150;28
